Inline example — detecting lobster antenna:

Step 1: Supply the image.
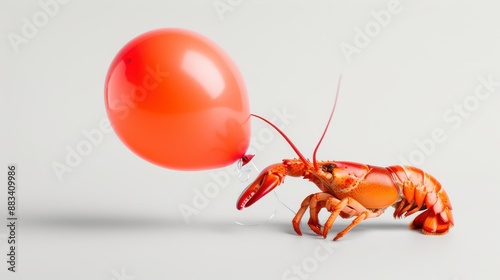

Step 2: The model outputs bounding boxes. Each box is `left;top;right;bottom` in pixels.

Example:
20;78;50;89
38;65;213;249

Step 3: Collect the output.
250;114;312;168
312;75;343;171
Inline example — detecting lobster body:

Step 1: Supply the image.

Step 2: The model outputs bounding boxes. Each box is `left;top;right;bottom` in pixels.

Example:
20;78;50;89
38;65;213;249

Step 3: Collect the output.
237;159;454;240
321;161;401;209
237;77;453;240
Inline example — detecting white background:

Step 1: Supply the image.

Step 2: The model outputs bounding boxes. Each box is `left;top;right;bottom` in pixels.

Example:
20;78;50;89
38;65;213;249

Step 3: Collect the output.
1;1;500;279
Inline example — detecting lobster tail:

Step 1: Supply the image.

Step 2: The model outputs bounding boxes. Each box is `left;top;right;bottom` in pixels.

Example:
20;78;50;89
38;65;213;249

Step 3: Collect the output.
409;187;454;234
389;166;454;235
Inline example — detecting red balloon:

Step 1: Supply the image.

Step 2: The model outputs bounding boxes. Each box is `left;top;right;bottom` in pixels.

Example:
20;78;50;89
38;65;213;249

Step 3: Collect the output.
105;28;251;170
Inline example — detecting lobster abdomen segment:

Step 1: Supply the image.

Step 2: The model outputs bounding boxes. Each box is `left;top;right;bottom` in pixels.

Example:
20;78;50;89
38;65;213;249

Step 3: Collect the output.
387;165;454;234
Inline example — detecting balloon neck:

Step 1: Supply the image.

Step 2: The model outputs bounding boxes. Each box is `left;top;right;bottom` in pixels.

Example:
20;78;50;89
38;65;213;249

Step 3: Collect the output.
240;154;255;166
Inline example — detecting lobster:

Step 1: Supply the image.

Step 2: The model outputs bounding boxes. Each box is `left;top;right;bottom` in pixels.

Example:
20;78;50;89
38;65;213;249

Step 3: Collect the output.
237;77;454;241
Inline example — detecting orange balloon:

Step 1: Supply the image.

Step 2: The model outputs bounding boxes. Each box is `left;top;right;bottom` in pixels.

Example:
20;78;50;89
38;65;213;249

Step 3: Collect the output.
105;28;251;170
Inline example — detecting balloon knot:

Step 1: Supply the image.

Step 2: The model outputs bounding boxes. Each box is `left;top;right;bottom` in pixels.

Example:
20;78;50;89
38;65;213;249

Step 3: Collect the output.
240;154;255;166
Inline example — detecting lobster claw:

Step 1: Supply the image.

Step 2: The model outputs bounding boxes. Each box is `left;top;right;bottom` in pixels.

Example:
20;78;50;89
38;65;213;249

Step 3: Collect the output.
236;163;286;210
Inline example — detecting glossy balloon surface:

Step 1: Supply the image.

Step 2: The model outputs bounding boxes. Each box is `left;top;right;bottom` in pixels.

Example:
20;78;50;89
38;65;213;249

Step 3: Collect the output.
105;28;250;170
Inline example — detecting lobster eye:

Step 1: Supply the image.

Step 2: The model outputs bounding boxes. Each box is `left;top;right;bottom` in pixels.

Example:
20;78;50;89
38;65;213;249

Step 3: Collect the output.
322;164;335;173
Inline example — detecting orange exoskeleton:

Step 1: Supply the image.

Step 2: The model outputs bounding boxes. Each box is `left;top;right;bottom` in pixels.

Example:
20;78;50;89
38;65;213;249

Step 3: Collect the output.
237;77;454;240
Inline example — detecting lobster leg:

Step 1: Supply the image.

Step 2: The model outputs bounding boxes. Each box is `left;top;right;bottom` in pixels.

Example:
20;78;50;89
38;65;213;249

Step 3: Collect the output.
293;192;360;236
292;194;312;236
308;193;358;235
307;193;331;235
324;197;385;240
